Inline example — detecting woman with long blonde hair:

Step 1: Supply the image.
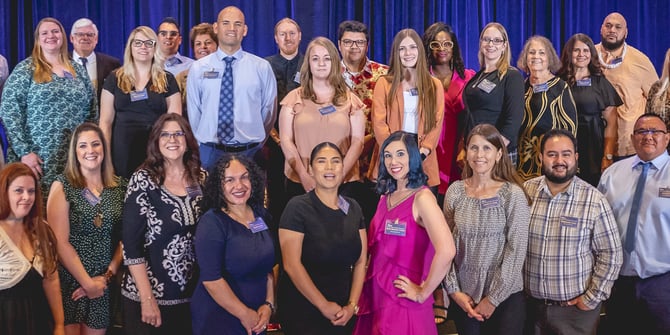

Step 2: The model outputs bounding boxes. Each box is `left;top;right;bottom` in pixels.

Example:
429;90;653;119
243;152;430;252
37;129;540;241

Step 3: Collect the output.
99;26;181;178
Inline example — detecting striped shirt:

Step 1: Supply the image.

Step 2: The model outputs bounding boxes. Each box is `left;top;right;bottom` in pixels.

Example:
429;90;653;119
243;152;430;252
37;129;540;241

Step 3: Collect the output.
524;176;622;309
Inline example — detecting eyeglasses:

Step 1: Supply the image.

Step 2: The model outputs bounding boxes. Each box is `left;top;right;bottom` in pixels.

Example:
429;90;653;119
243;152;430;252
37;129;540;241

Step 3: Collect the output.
633;129;668;136
341;39;367;48
480;37;505;46
160;131;186;140
132;39;156;48
73;32;96;38
429;40;454;50
158;30;179;38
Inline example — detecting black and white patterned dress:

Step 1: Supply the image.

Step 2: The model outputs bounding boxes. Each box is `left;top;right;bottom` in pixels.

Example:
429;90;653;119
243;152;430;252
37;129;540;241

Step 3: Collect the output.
121;169;205;306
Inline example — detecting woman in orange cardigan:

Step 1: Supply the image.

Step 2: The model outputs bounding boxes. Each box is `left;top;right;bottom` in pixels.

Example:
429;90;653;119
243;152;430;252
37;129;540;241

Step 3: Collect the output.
371;29;444;192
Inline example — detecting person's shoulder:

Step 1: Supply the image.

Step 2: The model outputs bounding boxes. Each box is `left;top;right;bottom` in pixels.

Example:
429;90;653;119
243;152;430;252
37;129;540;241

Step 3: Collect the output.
523;176;544;193
96;51;121;64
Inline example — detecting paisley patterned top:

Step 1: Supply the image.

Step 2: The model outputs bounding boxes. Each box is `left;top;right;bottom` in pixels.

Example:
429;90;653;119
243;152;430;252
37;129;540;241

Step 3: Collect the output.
0;57;97;193
121;169;205;305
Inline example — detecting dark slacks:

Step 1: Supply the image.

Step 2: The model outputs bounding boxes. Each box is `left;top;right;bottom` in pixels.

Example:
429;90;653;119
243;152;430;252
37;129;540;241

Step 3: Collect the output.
449;291;526;335
525;298;601;335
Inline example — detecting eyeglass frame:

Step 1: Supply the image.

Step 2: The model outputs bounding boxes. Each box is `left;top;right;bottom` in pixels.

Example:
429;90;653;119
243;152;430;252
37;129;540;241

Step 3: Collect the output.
132;39;156;48
159;131;186;140
429;40;454;50
73;32;96;39
480;37;506;46
633;128;669;136
341;39;367;48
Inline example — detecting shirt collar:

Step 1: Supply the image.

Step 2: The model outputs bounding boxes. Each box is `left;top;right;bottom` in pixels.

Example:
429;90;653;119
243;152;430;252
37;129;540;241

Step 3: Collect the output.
341;57;372;75
538;176;577;198
631;151;670;170
216;47;244;61
72;50;96;63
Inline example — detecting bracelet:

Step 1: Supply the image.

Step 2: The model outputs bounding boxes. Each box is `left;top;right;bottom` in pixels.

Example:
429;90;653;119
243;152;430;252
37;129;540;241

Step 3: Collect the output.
102;269;114;284
141;296;154;303
263;301;275;314
347;300;360;315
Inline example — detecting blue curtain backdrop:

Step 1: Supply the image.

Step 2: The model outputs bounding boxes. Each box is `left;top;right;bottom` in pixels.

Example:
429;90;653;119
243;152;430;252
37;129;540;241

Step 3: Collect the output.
1;0;667;74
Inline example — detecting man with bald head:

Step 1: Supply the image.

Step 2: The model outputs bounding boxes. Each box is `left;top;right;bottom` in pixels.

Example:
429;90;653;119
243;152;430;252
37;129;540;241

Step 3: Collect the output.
596;12;658;161
599;113;670;334
187;6;277;169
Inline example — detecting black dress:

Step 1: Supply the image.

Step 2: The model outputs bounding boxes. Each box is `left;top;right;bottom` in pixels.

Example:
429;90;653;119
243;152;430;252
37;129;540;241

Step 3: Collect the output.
569;75;622;186
277;192;364;335
102;71;180;178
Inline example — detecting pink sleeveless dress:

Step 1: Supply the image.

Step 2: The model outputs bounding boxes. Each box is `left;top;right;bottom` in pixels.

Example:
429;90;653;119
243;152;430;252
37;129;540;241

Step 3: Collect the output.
353;188;437;335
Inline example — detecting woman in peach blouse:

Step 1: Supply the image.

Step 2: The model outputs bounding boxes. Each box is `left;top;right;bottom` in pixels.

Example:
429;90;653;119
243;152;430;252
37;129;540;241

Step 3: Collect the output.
279;37;365;198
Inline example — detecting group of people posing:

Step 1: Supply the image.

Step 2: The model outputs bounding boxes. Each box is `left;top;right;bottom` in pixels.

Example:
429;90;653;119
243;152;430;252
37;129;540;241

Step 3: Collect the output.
0;5;669;335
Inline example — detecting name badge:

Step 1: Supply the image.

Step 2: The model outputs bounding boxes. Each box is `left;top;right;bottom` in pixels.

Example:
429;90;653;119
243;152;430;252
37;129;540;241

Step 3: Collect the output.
293;71;301;84
249;217;269;233
384;219;407;237
533;83;549;93
409;88;419;96
559;216;579;228
130;89;149;102
610;57;623;65
319;105;337;115
659;187;670;198
576;78;592;87
203;71;220;79
82;188;101;206
186;185;203;198
63;71;74;79
477;79;496;93
480;196;501;210
338;195;350;214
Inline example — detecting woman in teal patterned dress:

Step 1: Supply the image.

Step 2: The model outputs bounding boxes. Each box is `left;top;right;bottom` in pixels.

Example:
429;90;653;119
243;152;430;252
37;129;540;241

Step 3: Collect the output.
0;17;97;194
47;123;126;335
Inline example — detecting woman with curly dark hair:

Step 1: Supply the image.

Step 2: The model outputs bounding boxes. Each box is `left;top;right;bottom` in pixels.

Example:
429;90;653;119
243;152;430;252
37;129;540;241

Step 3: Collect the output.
121;113;205;335
191;153;275;335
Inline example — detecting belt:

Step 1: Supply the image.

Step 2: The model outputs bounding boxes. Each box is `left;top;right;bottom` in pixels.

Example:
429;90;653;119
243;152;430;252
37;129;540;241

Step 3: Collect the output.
528;296;572;307
204;142;260;153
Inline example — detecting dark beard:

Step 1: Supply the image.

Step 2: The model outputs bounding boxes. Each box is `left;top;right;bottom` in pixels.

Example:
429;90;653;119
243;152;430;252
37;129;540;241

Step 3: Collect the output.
601;37;625;51
543;165;577;184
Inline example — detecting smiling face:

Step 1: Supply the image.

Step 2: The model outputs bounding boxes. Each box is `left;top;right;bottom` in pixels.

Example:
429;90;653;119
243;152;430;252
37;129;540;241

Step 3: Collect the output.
38;21;64;55
480;26;505;63
383;140;410;181
431;31;453;66
215;7;248;51
526;40;549;74
631;116;670;161
398;36;419;68
75;130;104;172
466;134;502;177
6;176;36;221
158;121;186;162
541;135;579;184
571;40;591;70
338;31;368;67
275;21;301;57
309;44;332;80
222;159;252;207
310;146;344;190
70;25;98;56
193;33;217;60
157;22;181;57
131;31;155;63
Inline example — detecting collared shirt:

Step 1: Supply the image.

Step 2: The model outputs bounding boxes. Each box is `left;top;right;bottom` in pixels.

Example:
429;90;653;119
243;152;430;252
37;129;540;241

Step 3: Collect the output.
72;50;97;86
341;58;389;133
186;48;277;145
598;151;670;278
524;176;622;309
266;53;304;106
164;52;194;76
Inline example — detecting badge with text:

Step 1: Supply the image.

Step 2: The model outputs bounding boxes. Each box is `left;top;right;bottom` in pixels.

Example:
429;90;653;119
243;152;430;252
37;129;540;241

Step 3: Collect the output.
575;78;592;87
659;187;670;198
186;185;203;198
477;79;496;93
130;89;149;102
338;195;350;214
82;188;101;207
610;57;623;65
532;83;549;93
293;71;301;84
249;217;269;233
409;88;419;96
384;219;407;237
203;71;221;79
559;216;579;228
63;71;74;79
480;196;501;210
319;105;337;115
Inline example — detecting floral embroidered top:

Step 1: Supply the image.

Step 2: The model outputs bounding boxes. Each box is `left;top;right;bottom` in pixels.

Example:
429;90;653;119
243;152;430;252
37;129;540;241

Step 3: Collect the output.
121;169;205;305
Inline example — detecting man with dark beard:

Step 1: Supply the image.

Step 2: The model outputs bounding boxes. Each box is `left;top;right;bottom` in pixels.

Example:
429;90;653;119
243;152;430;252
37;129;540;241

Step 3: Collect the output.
522;129;623;335
596;12;658;161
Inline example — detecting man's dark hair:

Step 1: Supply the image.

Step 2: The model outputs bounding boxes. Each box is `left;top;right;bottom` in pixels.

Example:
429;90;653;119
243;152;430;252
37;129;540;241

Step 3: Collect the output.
159;17;180;32
540;128;578;154
337;20;369;41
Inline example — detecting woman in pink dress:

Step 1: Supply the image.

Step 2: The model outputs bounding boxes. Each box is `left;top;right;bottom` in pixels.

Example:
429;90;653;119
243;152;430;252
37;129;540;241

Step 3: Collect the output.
353;131;455;335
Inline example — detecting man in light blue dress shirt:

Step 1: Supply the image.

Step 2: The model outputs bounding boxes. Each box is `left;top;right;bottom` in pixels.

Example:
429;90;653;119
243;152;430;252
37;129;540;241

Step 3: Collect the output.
158;17;194;76
598;113;670;334
186;6;277;169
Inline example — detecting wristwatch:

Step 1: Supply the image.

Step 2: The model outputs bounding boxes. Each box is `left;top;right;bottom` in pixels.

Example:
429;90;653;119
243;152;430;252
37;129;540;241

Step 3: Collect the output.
604;154;613;160
263;301;275;314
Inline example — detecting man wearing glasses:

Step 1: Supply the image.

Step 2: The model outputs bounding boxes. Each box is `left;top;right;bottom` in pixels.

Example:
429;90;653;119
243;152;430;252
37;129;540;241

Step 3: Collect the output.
158;17;194;75
186;6;277;169
336;20;388;225
70;18;120;101
598;113;670;335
